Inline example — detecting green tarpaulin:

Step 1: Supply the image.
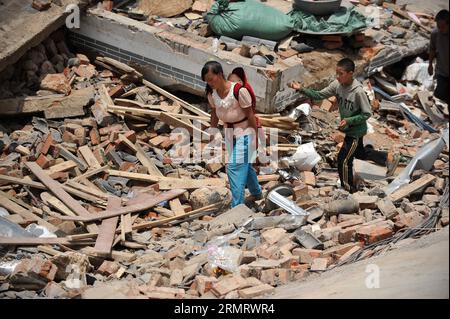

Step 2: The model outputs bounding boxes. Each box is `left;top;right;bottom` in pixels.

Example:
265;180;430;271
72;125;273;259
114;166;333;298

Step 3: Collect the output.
289;7;368;34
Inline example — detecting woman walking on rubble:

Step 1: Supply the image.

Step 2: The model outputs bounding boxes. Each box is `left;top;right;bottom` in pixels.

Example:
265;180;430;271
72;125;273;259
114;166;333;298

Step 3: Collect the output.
201;61;262;208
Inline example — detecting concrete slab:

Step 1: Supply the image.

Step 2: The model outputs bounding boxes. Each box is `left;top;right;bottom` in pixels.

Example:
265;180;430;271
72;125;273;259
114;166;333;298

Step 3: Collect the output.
0;0;80;73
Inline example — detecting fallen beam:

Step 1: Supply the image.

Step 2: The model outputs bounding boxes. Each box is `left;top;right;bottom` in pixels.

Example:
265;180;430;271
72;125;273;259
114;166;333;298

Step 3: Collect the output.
389;174;436;202
94;196;121;257
58;189;187;222
0;237;95;246
25;162;98;233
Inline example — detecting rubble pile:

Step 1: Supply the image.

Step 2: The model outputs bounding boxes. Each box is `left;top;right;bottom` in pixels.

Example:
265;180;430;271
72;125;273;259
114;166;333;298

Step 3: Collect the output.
96;0;434;70
0;1;448;300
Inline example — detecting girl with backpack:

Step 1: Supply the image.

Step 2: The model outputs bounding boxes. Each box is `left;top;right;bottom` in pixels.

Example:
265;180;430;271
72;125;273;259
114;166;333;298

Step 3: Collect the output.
201;61;262;208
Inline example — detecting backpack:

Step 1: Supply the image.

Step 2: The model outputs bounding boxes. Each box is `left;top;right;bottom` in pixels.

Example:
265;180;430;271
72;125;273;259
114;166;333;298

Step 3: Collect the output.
232;82;261;128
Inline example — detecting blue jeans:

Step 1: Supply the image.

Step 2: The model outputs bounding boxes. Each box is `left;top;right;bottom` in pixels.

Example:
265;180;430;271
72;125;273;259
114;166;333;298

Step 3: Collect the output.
227;135;262;208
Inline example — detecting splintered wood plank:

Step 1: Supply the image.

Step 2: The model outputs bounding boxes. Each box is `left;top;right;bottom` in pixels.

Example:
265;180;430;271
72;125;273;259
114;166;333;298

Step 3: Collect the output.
0;174;46;189
389;174;436;202
135;142;163;176
41;192;77;217
143;79;210;117
158;178;225;190
58;189;187;222
45;160;77;175
132;203;220;231
257;175;280;183
169;199;185;216
158;112;209;140
79;145;101;169
71;166;108;182
0;237;95;246
149;135;169;147
65;180;108;201
118;134;138;153
107;170;161;183
94;196;121;257
0;191;58;233
25;162;98;233
122;213;132;238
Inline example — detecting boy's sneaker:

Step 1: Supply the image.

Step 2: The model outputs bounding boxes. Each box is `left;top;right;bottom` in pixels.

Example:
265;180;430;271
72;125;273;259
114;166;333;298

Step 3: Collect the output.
386;153;401;177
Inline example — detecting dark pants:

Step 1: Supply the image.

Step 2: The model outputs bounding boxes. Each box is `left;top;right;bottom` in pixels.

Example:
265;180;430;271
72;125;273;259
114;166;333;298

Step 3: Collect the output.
337;136;388;192
435;74;449;105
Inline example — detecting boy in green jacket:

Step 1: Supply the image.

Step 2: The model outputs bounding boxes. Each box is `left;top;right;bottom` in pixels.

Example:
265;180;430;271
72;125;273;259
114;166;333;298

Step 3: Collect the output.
289;58;400;193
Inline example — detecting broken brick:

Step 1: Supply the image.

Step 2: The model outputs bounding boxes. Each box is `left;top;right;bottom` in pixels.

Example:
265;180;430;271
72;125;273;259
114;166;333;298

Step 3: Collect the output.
10;257;57;290
36;154;53;169
292;248;322;264
195;275;218;296
302;171;316;186
310;258;329;271
32;0;51;11
41;134;55;155
97;261;120;276
356;223;393;245
261;228;287;245
89;128;101;145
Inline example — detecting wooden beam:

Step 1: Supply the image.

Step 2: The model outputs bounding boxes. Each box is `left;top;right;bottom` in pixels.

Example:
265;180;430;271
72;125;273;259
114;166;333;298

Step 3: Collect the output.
65;180;108;201
40;192;77;217
25;162;98;233
45;160;77;175
94;196;121;257
0;191;58;233
389;174;437;202
107;170;161;183
58;189;187;222
143;79;210;118
0;174;46;190
158;178;226;190
132;203;220;231
118;134;137;153
114;99;174;112
97;57;142;76
37;245;62;256
108;104;210;121
257;175;280;183
159;112;209;140
70;166;108;182
0;237;95;246
169;198;185;216
135;142;163;176
57;145;88;171
0;174;106;205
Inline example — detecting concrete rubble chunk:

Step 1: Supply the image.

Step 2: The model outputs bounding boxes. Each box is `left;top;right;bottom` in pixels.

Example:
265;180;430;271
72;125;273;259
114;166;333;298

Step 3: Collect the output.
40;74;71;95
261;228;287;245
190;187;231;210
238;283;275;298
211;275;247;297
9;257;58;290
310;258;329;271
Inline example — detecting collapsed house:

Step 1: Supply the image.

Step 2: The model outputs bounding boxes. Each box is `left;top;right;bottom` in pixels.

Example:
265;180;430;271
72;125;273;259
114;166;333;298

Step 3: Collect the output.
0;0;448;299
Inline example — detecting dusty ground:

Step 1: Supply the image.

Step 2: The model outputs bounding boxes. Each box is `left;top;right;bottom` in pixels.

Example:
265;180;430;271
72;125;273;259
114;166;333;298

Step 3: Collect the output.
269;227;449;299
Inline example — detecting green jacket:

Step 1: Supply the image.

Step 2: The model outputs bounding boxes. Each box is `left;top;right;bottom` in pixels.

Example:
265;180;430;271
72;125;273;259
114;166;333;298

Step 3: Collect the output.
301;79;371;138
